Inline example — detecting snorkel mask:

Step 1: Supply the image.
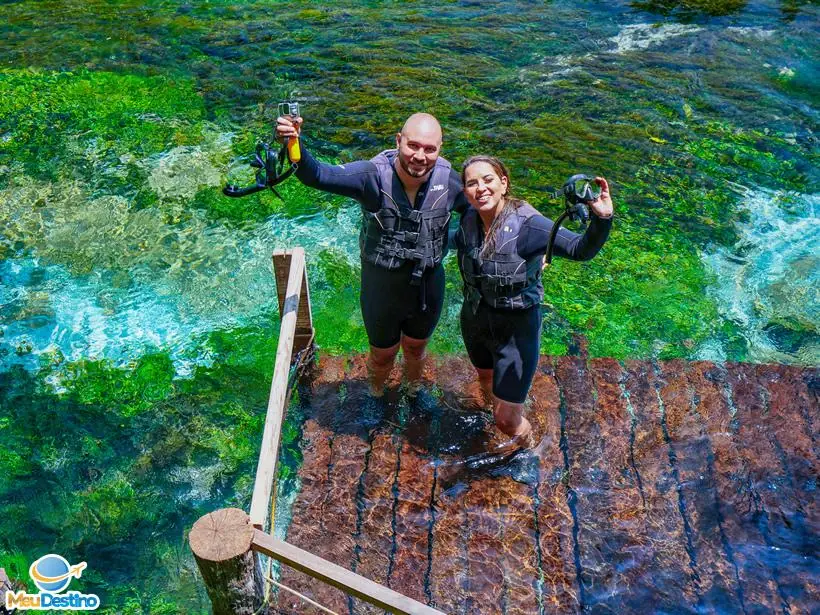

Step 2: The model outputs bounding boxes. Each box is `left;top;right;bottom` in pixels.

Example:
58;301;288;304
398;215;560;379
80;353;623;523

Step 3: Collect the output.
544;173;601;265
222;101;301;200
563;174;602;206
559;174;601;227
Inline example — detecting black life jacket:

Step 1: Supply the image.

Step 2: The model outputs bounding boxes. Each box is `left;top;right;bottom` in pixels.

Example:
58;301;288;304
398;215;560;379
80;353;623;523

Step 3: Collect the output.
360;150;452;283
456;202;544;312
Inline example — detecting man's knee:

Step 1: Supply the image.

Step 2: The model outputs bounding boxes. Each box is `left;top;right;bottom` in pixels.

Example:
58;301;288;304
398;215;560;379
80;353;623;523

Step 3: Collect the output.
493;399;525;432
475;367;493;383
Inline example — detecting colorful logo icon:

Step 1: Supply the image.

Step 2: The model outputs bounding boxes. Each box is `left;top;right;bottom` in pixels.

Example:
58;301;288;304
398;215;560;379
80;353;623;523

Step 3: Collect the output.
5;554;99;611
29;555;87;593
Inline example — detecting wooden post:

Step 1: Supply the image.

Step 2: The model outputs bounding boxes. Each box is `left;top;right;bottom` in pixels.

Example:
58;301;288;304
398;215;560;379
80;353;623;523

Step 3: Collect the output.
189;508;264;615
273;249;314;353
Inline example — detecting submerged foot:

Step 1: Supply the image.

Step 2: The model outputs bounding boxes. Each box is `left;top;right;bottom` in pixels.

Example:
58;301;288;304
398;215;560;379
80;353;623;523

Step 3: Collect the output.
487;425;534;455
369;384;385;399
404;379;424;398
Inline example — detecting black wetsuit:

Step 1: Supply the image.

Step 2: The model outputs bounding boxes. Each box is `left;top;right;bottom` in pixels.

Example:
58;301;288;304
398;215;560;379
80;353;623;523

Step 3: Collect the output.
295;146;468;348
459;211;611;403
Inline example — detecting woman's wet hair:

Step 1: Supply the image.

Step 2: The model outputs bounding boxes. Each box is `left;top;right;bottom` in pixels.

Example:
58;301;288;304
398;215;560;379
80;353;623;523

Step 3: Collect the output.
461;155;524;258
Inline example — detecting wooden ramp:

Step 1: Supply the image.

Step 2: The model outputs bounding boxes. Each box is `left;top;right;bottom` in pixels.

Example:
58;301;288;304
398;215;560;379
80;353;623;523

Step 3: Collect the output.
271;355;818;614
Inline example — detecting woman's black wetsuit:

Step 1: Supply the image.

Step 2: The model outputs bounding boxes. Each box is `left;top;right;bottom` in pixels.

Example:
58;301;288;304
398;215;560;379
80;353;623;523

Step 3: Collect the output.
458;207;611;403
295;146;467;348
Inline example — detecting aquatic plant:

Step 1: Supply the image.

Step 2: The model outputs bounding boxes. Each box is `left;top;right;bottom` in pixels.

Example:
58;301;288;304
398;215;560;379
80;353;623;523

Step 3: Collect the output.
630;0;748;18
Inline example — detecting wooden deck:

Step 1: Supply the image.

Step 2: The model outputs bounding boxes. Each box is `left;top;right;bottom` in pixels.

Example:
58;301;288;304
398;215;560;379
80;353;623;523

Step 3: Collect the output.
271;355;818;614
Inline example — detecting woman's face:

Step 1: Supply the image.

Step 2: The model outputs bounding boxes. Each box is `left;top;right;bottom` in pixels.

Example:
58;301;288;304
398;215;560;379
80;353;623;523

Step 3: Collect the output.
463;161;508;216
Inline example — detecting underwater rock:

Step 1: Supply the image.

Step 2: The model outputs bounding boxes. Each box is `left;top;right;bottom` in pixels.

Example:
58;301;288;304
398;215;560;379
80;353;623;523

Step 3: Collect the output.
700;188;819;365
0;568;26;615
609;23;702;54
145;141;227;201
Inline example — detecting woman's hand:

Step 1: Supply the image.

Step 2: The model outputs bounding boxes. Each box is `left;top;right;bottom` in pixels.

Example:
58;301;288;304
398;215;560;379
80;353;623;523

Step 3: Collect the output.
275;115;303;142
590;177;613;219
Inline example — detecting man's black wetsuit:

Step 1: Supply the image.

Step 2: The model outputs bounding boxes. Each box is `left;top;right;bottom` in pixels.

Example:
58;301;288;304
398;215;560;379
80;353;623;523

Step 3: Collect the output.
295;146;467;348
458;207;611;403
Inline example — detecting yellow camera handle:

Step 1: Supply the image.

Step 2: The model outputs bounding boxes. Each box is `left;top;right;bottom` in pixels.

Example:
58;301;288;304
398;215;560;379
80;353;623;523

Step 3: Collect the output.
278;102;301;163
287;135;301;164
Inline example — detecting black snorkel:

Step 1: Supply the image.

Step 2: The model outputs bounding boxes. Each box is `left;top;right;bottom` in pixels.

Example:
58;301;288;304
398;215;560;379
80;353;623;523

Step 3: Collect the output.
222;102;301;201
544;174;599;266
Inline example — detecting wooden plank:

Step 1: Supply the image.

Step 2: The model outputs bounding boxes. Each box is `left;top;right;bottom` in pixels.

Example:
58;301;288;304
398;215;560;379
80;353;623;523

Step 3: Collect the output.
532;358;578;612
277;356;346;614
689;361;775;612
754;364;820;609
463;478;506;613
253;531;445;615
427;356;475;614
250;248;306;529
587;358;657;612
309;428;369;614
463;476;539;615
355;432;402;612
622;360;695;610
429;476;469;614
727;362;816;613
272;249;290;319
657;359;744;612
390;442;435;603
555;355;624;610
497;477;539;615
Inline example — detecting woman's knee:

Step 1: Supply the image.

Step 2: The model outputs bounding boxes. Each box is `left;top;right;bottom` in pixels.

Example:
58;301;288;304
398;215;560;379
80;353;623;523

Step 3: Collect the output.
400;334;428;359
369;343;400;367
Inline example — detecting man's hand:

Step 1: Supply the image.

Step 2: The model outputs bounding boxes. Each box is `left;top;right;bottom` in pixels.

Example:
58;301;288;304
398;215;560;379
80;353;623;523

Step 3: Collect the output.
590;176;613;219
275;115;303;143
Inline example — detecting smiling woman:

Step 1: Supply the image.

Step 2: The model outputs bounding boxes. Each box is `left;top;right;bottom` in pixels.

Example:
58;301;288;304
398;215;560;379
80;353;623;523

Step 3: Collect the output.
456;155;613;446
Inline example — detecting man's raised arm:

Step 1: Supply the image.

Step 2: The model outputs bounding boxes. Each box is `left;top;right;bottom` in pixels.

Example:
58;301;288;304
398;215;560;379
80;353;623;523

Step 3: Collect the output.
276;115;380;206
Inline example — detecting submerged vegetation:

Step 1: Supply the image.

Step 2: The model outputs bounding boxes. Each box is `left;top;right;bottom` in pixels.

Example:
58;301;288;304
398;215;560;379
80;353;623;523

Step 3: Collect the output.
0;0;817;611
0;337;305;612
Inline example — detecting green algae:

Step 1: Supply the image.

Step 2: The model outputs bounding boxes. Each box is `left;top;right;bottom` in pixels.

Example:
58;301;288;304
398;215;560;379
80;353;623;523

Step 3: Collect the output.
630;0;748;17
0;69;206;184
311;249;370;353
684;121;806;189
0;347;277;612
0;324;311;611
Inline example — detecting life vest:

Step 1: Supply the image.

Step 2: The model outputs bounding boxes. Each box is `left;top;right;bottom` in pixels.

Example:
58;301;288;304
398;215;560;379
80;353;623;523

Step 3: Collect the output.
456;202;544;312
360;150;452;283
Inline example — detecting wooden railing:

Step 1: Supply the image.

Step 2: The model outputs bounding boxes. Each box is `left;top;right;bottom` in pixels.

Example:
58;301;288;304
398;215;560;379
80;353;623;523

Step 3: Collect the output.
189;248;444;615
249;248;314;531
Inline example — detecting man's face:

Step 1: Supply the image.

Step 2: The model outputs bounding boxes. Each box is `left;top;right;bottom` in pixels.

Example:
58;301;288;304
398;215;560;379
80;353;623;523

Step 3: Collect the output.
395;127;441;179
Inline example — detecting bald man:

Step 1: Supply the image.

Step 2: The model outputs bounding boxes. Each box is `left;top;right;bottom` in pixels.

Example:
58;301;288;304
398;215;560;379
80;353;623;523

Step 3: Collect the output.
276;113;467;397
